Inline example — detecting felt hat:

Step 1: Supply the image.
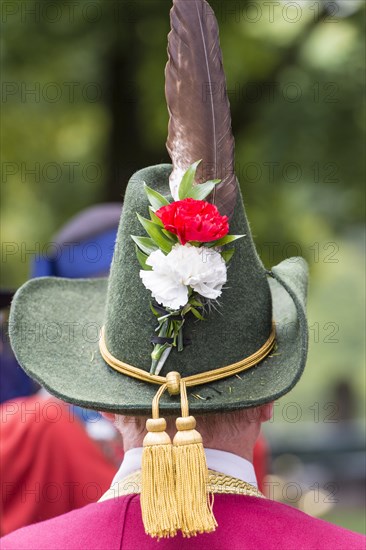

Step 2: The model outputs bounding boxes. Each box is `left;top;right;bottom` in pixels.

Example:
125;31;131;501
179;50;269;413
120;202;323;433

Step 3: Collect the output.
9;161;307;415
9;1;308;418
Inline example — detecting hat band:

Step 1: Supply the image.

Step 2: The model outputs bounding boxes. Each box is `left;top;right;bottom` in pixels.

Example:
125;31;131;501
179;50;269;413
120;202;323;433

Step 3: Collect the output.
98;321;276;391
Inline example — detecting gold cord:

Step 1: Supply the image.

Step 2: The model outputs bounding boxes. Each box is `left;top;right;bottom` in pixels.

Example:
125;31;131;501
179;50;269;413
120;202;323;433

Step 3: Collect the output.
99;321;276;391
152;383;168;418
179;380;189;416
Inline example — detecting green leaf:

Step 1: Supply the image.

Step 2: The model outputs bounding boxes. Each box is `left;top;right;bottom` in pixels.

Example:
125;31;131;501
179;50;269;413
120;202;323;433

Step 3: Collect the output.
144;183;169;210
137;214;173;253
190;307;205;321
178;160;201;200
150;302;160;317
187;179;221;201
135;246;152;270
221;248;235;263
177;326;184;352
131;235;158;255
148;207;163;226
188;297;204;307
206;234;245;247
161;229;178;242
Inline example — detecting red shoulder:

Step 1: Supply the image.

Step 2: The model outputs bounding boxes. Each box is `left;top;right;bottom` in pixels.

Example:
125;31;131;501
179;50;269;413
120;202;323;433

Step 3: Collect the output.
118;493;366;550
206;495;366;550
0;495;132;550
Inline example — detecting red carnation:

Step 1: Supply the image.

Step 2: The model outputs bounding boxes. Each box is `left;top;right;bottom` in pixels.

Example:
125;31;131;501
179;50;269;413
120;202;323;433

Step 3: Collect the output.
156;198;229;245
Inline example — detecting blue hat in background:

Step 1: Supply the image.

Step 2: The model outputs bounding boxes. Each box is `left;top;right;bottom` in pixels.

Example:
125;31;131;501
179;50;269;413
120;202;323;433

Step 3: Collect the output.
31;203;122;279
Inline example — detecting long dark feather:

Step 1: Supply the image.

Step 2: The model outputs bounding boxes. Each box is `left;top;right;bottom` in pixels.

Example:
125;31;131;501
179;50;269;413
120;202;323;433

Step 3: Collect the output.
165;0;238;218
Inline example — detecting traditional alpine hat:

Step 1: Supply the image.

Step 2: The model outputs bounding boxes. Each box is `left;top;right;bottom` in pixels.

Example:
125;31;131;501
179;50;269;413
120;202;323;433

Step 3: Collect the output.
9;0;308;540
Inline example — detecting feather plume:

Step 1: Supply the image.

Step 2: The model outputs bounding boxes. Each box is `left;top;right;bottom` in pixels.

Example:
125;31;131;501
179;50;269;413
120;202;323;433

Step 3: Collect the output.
165;0;238;219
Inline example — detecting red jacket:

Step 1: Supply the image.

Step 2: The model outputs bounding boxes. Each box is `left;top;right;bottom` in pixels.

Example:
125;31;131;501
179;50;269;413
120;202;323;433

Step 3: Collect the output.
0;396;117;535
1;492;364;549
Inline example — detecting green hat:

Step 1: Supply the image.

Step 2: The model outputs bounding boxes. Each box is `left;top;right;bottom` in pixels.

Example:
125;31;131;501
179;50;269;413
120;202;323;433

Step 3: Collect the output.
9;159;307;415
9;0;308;418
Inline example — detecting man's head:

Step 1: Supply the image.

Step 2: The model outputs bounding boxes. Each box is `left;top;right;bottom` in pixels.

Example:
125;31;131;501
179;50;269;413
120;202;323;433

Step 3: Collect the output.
105;402;273;462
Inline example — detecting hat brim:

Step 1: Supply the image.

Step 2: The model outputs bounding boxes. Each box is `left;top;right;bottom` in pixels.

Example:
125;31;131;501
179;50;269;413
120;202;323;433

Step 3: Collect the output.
9;258;308;414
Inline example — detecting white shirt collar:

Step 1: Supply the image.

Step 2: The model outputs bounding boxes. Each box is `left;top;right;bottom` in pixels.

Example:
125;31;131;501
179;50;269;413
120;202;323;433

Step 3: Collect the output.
112;447;257;488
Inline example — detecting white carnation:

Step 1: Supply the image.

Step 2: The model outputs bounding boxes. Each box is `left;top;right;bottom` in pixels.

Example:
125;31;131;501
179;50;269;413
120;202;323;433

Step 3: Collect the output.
140;243;227;310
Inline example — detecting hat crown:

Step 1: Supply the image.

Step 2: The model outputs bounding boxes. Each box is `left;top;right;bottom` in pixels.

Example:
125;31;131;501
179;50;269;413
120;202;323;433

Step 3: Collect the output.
104;165;272;375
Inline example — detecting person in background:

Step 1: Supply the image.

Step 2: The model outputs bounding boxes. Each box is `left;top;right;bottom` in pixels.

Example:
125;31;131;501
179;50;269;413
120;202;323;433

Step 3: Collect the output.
0;204;123;535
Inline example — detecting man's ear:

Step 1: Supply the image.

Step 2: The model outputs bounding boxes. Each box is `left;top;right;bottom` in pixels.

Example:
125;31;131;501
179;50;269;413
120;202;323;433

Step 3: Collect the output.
259;402;273;423
100;411;115;422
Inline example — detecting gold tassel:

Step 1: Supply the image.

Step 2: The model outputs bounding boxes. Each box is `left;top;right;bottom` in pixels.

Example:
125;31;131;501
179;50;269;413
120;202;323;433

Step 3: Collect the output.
141;385;179;538
173;382;218;537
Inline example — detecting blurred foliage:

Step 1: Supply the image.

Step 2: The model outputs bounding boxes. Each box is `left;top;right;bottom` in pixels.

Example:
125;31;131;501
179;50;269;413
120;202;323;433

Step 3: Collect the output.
324;509;366;535
1;1;365;407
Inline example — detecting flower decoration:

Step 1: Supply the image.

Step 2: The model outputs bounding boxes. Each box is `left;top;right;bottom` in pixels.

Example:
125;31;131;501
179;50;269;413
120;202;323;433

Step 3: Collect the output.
140;244;227;310
131;160;244;374
156;199;229;245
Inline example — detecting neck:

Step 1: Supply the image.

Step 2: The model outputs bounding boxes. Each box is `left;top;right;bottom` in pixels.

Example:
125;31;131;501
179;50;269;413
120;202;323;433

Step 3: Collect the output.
123;434;256;463
117;412;262;463
203;439;254;463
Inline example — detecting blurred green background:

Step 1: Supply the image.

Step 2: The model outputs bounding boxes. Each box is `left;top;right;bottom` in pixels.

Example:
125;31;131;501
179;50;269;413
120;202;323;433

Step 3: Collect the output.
1;0;365;533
